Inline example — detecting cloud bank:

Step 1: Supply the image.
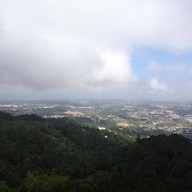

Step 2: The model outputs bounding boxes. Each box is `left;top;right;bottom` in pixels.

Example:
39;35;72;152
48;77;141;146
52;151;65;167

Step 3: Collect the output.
0;0;192;100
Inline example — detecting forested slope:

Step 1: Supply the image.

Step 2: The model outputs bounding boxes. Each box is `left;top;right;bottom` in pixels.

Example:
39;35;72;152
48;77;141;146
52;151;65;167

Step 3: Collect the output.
0;112;192;191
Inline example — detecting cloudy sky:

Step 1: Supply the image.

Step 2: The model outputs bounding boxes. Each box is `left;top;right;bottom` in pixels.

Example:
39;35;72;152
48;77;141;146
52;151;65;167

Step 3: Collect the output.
0;0;192;100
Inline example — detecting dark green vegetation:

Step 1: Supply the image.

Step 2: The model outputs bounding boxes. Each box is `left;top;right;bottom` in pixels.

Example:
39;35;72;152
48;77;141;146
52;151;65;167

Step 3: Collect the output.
0;112;192;191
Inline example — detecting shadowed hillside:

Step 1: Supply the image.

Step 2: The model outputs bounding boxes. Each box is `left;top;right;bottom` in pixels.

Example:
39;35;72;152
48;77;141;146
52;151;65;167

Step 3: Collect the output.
0;112;192;191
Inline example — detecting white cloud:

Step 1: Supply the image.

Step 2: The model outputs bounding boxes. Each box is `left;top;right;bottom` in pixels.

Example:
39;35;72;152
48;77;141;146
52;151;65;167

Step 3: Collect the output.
150;78;167;92
171;64;189;74
95;50;136;84
79;49;137;92
1;0;192;51
0;0;192;99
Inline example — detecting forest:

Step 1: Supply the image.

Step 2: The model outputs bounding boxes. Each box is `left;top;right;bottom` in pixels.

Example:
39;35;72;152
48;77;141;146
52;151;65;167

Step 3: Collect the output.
0;111;192;191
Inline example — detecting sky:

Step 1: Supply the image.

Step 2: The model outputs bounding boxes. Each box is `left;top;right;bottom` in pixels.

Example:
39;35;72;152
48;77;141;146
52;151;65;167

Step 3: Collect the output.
0;0;192;101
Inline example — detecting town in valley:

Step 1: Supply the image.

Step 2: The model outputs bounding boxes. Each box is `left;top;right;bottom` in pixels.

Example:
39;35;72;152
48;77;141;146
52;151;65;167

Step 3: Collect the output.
1;100;192;139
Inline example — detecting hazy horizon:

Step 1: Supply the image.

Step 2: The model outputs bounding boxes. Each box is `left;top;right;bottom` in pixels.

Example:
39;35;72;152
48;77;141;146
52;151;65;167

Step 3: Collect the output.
0;1;192;101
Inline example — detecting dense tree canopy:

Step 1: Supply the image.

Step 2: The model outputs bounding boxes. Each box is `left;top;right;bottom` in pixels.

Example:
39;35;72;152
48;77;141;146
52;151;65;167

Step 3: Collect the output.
0;112;192;191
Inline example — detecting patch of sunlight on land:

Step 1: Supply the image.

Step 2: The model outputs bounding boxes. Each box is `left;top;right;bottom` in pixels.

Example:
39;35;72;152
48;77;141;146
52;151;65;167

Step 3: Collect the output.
64;111;84;116
116;122;129;127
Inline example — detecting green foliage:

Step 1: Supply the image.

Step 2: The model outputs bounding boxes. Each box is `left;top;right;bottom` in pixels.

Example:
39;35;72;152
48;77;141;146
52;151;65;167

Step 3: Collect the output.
0;181;10;192
19;175;69;192
1;112;192;191
110;134;192;191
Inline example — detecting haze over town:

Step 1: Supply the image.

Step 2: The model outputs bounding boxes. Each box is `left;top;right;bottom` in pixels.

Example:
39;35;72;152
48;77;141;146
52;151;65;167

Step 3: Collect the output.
0;0;192;100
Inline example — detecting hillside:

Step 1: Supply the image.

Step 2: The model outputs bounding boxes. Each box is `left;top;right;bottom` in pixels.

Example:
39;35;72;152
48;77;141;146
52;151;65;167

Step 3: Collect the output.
0;112;192;191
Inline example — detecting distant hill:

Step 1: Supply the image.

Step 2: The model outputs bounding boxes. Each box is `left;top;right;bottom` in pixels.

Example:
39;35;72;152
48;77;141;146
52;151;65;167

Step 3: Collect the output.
0;112;192;191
